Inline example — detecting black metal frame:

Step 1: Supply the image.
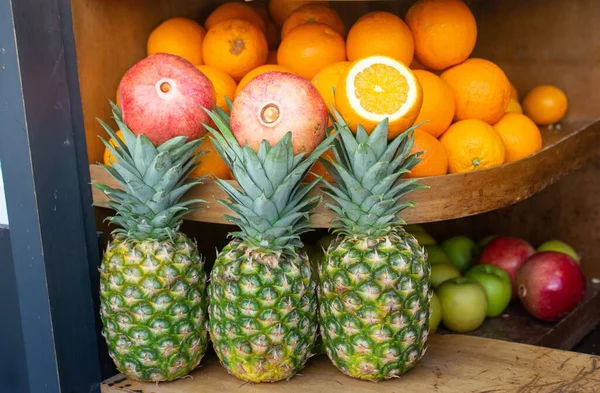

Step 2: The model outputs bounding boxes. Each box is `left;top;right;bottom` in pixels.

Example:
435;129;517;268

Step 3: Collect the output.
0;0;109;392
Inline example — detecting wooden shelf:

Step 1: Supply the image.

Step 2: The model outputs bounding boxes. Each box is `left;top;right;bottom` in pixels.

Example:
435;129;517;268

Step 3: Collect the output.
101;334;600;393
439;279;600;350
91;119;600;227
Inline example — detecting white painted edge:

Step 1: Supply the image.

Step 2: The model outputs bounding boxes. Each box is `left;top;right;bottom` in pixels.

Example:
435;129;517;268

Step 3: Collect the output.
0;162;7;225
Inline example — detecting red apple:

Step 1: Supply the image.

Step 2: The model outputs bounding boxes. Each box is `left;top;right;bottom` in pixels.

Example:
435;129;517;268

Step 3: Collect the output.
230;71;328;156
477;236;535;300
119;53;215;145
517;251;586;322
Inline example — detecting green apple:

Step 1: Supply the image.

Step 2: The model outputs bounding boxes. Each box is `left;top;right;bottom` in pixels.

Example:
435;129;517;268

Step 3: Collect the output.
441;236;478;273
405;224;427;233
431;263;461;288
537;240;580;264
429;292;442;333
303;244;323;284
425;244;451;265
477;235;499;249
465;264;512;317
437;277;488;333
412;231;436;246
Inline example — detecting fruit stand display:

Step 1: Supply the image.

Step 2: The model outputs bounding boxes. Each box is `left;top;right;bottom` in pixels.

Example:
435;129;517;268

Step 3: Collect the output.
4;0;600;392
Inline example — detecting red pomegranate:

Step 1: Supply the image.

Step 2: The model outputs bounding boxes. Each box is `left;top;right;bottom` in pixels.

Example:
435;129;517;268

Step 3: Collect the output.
230;71;328;155
517;251;586;322
477;236;535;300
119;53;216;145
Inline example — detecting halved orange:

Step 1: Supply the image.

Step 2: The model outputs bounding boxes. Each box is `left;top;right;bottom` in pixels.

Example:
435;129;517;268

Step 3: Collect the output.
335;55;423;138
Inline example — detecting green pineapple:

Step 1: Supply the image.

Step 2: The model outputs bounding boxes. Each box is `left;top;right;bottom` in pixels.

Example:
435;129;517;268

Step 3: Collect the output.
318;115;431;381
204;107;335;382
95;105;208;382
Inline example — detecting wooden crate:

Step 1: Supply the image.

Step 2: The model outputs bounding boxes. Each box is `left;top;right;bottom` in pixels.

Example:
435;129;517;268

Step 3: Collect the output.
67;1;600;390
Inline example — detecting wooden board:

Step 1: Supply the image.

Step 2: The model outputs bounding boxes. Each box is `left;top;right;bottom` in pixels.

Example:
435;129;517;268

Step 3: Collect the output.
101;334;600;393
90;119;600;227
439;280;600;351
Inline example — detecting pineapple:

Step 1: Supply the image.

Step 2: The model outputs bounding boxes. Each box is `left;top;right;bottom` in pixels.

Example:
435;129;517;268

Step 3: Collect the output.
95;105;208;382
318;115;431;381
204;107;336;382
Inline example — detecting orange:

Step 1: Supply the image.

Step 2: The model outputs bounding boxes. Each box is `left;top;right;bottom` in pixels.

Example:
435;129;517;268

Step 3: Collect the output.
147;18;206;65
269;0;327;28
277;23;346;80
190;137;231;180
406;0;477;71
281;4;345;39
266;50;278;64
103;130;124;167
196;65;237;113
440;119;506;173
205;2;266;33
311;61;351;109
506;98;523;114
249;1;280;49
493;113;542;163
522;85;568;125
407;130;448;178
412;70;455;138
410;58;427;71
305;148;336;183
203;19;268;80
335;55;423;139
441;58;511;124
510;83;519;100
235;64;295;96
346;11;414;66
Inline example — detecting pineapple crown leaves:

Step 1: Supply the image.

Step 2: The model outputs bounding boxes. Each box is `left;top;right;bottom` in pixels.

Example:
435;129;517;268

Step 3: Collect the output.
203;102;337;255
321;108;428;237
93;101;206;241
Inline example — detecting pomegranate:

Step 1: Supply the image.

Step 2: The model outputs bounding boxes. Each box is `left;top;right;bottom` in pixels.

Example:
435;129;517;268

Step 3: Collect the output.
517;251;586;322
477;236;535;300
230;71;328;155
119;53;216;145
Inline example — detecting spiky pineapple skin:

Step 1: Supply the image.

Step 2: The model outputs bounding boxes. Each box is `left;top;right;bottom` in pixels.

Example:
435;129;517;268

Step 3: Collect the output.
318;229;431;381
99;232;208;382
208;239;318;382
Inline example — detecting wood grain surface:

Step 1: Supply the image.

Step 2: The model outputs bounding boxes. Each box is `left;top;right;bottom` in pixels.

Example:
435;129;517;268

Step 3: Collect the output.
101;334;600;393
90;120;600;227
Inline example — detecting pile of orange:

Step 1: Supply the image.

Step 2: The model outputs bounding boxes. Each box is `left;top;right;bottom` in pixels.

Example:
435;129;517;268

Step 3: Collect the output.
107;0;569;180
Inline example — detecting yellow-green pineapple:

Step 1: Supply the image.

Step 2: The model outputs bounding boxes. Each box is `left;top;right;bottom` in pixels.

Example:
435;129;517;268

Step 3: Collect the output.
204;108;335;382
95;105;208;381
318;115;431;381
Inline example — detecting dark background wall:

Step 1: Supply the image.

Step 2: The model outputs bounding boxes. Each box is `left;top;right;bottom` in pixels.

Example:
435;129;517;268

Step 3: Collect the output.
0;227;30;393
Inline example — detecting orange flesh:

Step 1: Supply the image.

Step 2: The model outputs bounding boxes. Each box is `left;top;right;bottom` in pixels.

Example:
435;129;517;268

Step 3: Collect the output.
354;64;407;114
